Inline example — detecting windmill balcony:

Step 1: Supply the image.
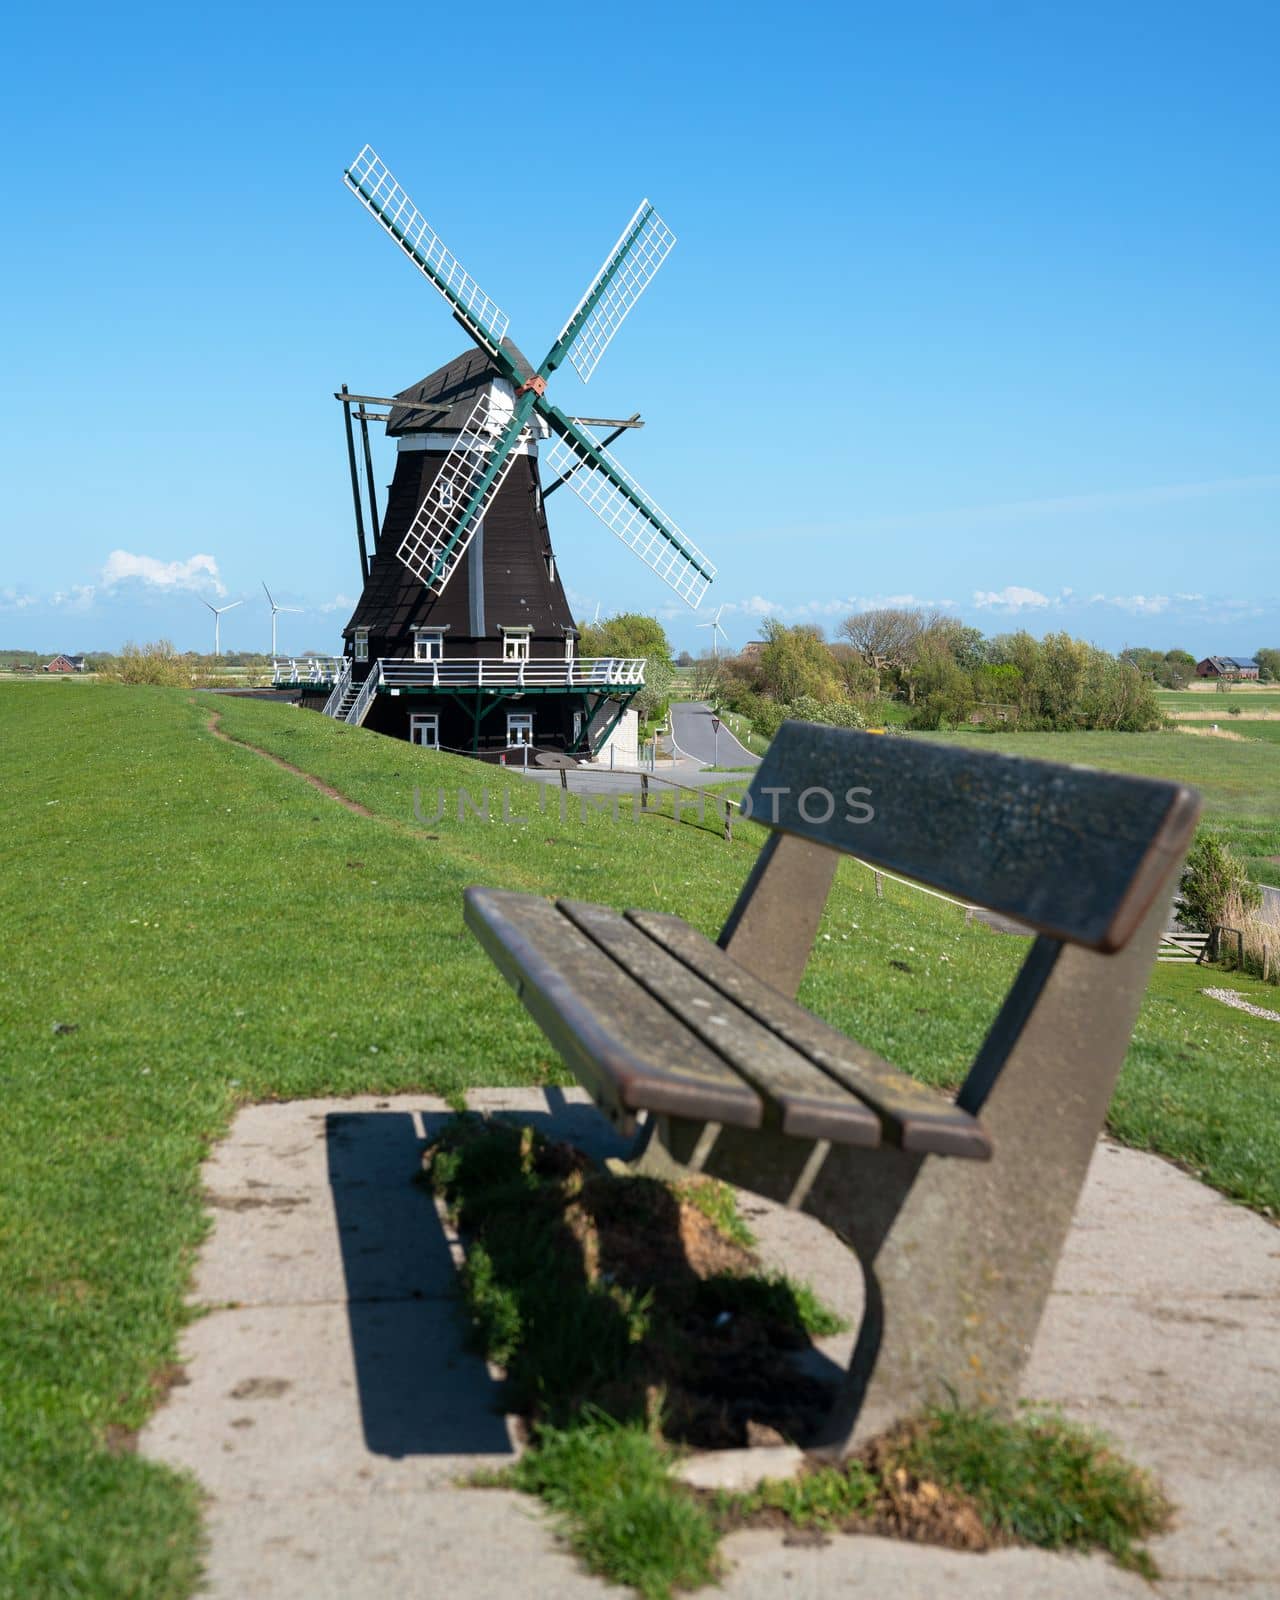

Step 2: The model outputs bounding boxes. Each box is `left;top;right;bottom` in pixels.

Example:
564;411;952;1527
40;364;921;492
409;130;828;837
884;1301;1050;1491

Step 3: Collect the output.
372;656;646;691
272;656;345;687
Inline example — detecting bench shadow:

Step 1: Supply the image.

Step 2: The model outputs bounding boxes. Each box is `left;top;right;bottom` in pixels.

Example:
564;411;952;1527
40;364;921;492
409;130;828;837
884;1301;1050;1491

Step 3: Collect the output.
327;1092;847;1455
324;1108;512;1458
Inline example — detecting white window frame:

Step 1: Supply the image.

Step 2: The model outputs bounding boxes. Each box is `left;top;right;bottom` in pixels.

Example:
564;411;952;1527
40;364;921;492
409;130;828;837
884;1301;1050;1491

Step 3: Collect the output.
409;713;439;749
413;629;444;663
353;629;369;663
564;633;575;662
502;630;530;663
507;712;533;746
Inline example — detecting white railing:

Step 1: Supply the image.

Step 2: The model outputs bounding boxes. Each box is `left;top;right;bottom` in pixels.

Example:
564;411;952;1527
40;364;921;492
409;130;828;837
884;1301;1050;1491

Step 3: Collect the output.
274;655;345;687
345;662;383;725
374;656;647;690
321;658;353;717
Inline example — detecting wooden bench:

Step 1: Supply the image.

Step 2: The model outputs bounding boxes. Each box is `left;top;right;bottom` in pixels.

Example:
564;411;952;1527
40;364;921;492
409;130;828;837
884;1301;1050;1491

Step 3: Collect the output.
465;723;1200;1452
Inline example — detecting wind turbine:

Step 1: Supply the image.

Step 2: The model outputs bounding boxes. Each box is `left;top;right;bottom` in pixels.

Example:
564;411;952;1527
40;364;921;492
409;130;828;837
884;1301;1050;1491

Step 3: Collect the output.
697;604;729;658
262;582;303;659
203;599;243;656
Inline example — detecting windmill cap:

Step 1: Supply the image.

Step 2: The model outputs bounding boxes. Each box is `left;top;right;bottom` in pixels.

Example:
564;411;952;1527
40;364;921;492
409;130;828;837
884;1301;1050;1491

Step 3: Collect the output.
387;342;539;437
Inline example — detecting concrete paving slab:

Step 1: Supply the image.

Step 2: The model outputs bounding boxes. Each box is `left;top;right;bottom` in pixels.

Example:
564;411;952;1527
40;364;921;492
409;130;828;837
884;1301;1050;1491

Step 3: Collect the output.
141;1088;1280;1599
199;1489;622;1600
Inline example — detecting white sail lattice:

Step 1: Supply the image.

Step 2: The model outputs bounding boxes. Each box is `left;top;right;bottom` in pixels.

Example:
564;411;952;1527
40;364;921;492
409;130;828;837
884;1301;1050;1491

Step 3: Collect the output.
544;427;714;608
397;394;525;594
345;146;510;357
558;201;676;383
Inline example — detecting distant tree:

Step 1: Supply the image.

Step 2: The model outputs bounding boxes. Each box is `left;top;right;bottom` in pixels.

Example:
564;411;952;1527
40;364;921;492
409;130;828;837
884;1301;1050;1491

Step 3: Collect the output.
578;612;674;721
827;641;880;697
1254;647;1280;683
837;608;923;680
690;653;723;702
676;649;693;667
757;619;842;703
908;635;977;728
1036;633;1089;725
1079;651;1164;730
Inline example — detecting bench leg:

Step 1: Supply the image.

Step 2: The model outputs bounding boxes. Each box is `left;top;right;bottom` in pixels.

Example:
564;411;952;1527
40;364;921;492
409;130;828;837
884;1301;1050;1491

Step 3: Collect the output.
641;886;1174;1456
803;885;1176;1453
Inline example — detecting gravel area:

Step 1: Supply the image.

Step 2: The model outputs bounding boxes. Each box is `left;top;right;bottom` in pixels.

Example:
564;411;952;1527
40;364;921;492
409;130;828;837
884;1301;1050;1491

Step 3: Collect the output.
1202;986;1280;1023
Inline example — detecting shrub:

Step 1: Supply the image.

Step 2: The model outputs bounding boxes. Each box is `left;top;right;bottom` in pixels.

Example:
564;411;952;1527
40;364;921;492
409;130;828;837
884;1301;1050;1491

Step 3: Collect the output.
107;640;190;687
1179;833;1261;932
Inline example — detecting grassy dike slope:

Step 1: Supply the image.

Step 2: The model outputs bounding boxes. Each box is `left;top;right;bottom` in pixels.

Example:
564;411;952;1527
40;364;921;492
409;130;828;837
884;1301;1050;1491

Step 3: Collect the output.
1;684;1277;1598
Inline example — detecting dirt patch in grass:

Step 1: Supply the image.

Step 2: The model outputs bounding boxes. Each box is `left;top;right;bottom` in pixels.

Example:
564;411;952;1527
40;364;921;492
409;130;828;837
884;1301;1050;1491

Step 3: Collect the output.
710;1427;990;1551
432;1119;1171;1596
423;1117;842;1448
710;1410;1169;1574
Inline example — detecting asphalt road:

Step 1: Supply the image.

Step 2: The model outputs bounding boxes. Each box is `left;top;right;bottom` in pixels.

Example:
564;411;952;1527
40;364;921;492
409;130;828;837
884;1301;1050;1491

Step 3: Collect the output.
670;700;760;768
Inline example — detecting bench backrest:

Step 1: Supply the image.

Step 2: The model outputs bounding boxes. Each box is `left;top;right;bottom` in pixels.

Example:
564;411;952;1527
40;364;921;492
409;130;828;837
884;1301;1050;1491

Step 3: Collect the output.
745;723;1200;952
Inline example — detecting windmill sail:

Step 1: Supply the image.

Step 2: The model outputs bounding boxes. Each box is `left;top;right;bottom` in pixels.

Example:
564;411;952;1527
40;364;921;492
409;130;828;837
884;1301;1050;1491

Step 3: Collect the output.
554;201;676;383
344;146;510;359
543;410;715;608
397;393;527;595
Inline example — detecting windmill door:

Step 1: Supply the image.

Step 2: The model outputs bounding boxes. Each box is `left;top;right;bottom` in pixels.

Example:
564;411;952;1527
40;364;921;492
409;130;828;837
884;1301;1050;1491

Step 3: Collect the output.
410;714;439;749
507;712;533;747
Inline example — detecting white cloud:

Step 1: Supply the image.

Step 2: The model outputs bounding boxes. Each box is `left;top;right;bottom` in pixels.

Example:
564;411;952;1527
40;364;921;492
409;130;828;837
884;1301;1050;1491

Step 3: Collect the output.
319;593;356;614
1089;593;1172;616
0;588;38;611
49;585;97;612
972;586;1055;613
101;550;226;596
723;594;785;618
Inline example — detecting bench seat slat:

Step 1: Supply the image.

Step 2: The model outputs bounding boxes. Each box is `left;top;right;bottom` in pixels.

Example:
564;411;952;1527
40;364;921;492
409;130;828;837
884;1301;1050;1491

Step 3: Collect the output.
627;909;992;1160
557;899;881;1148
464;889;762;1131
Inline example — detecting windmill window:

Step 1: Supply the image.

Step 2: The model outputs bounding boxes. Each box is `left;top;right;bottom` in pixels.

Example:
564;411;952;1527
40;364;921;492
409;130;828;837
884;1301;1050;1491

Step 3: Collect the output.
354;629;369;663
414;630;444;662
410;714;439;749
545;553;555;583
436;476;456;511
502;630;530;663
564;634;575;663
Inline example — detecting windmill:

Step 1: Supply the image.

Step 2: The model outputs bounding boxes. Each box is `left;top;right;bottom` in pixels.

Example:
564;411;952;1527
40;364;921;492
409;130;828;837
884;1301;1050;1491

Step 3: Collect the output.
262;582;303;659
342;146;715;610
318;148;717;757
697;604;729;658
202;599;242;657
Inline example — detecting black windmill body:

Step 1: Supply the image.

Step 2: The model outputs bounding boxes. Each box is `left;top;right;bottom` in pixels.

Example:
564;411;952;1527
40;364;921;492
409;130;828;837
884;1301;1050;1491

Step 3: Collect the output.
315;147;716;758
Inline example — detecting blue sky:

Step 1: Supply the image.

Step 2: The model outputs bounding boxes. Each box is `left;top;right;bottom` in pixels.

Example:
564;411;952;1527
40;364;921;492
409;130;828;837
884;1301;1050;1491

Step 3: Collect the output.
1;1;1275;659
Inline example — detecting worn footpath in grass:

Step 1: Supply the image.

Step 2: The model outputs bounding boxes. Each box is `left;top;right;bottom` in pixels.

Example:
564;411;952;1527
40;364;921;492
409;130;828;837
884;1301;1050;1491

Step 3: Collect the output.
3;683;1278;1597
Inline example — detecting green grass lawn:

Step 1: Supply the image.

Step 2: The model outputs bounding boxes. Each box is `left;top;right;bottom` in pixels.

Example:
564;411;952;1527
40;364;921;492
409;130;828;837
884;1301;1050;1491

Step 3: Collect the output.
1229;720;1280;746
1156;687;1280;713
918;727;1280;886
3;684;1279;1597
